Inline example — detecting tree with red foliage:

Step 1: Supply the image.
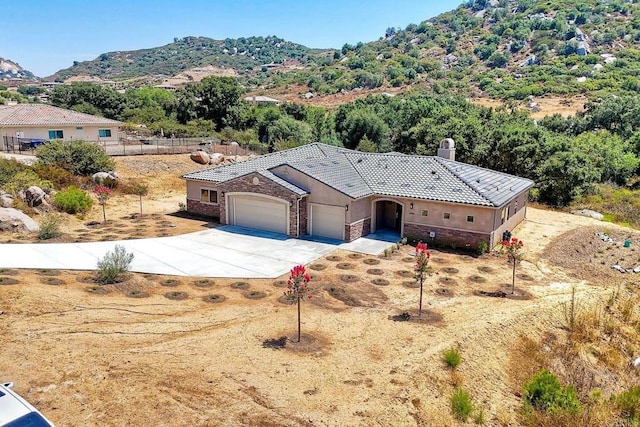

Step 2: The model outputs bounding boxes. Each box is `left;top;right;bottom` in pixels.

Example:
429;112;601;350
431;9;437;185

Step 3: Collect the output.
502;237;524;294
95;185;110;223
415;242;434;317
284;265;312;342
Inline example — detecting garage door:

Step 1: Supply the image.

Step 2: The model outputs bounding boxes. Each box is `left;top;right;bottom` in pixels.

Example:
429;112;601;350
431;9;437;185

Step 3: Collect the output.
230;195;288;235
310;204;344;240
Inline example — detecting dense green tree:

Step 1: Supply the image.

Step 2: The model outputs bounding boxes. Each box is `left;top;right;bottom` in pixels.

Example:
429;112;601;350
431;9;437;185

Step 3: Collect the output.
175;76;245;129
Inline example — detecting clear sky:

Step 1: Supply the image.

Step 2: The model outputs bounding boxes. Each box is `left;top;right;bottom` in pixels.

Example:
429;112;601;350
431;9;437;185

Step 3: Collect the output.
3;0;463;77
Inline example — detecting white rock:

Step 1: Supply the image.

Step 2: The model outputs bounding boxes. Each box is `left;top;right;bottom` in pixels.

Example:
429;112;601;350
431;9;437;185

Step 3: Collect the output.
571;209;604;220
0;207;39;232
190;151;210;165
209;153;224;165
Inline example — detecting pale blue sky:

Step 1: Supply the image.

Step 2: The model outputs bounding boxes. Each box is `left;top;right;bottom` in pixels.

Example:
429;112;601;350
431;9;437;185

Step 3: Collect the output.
3;0;463;77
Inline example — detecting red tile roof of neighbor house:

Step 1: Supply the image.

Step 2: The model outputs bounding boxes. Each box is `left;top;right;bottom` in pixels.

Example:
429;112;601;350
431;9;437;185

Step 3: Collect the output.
0;104;122;126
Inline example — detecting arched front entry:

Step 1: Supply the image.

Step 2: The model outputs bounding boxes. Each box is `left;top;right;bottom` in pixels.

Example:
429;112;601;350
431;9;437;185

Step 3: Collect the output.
372;199;403;235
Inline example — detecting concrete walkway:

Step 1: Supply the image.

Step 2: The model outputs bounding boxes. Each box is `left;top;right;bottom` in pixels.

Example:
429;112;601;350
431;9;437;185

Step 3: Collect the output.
0;226;399;279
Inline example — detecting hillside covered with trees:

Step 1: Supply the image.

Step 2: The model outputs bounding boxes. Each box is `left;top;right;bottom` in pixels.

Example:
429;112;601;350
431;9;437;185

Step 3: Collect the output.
47;77;640;213
49;0;640;101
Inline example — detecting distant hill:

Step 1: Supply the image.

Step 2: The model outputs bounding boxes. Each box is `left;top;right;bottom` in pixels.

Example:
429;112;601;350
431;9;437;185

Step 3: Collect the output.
49;35;319;81
0;57;38;81
48;0;640;100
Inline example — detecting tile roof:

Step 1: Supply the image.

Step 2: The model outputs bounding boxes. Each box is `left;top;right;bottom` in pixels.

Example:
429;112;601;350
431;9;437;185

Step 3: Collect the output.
0;104;122;126
182;143;534;207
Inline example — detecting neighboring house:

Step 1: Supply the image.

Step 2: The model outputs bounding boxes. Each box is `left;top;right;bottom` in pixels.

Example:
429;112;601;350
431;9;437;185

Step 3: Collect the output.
0;103;121;144
182;140;534;250
244;95;282;106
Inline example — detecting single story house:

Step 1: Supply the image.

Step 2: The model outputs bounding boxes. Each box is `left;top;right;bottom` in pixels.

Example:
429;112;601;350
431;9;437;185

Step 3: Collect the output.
182;140;534;250
0;103;121;145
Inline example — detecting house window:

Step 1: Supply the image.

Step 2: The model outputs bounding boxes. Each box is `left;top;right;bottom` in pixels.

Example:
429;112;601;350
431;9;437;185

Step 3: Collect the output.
467;215;474;223
501;206;510;224
98;129;112;138
421;209;428;217
200;188;218;204
76;126;83;130
48;130;63;139
443;212;451;220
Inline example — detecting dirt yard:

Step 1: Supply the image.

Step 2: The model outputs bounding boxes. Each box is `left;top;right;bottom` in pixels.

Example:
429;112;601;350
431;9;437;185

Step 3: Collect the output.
0;154;637;426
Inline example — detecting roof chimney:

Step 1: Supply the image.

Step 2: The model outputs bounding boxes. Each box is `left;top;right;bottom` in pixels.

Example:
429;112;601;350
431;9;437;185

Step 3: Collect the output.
437;138;455;161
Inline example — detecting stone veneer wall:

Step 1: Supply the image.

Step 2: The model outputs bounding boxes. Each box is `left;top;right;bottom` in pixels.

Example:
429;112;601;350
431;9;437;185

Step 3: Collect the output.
345;217;371;242
299;198;308;236
403;222;490;250
216;172;301;237
186;198;220;218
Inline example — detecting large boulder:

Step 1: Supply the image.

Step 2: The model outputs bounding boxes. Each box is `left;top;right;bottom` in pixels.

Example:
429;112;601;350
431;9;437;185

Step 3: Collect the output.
0;208;39;232
92;171;118;184
190;150;210;165
571;209;604;220
24;186;47;207
209;152;224;165
0;191;13;208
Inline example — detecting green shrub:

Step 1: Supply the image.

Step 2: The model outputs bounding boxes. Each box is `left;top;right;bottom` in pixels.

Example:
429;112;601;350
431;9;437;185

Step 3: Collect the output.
96;244;134;284
451;387;474;421
523;370;581;413
33;164;76;188
36;140;114;176
616;385;640;422
0;158;31;186
37;214;62;240
477;241;488;255
2;169;48;194
443;347;462;369
53;186;93;214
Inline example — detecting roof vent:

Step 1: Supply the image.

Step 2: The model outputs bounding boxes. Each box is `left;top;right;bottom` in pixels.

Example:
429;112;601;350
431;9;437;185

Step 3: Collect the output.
452;187;461;193
431;170;437;175
357;158;363;163
401;183;411;188
376;181;386;186
230;172;238;176
345;183;354;188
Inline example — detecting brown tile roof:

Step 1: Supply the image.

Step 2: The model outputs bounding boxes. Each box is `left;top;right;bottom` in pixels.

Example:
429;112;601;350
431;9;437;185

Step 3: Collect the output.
0;104;122;126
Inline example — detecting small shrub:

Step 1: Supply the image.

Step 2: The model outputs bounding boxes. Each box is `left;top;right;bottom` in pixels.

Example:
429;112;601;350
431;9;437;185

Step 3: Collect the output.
53;186;93;214
523;370;581;414
96;244;134;284
33;164;76;188
477;241;488;255
616;385;640;422
37;214;62;240
36;140;114;176
451;387;474;421
443;347;462;369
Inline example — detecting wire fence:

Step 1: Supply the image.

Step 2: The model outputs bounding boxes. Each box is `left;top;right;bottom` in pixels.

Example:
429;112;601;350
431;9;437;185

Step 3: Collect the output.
1;136;268;157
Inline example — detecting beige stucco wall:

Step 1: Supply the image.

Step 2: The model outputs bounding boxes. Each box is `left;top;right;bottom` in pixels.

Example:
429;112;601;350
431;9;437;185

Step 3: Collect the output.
186;180;219;201
403;199;494;233
0;125;120;142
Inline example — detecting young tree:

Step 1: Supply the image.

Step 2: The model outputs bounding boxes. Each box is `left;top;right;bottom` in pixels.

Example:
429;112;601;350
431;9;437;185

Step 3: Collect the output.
132;183;149;216
95;185;110;223
502;237;524;294
284;265;312;343
415;242;433;317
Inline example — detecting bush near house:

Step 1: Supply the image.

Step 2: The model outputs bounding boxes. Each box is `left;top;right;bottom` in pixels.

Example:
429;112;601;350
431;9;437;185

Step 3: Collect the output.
36;140;114;176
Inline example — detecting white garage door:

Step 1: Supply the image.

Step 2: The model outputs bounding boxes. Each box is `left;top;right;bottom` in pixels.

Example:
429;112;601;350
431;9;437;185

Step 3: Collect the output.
230;195;288;235
310;204;345;240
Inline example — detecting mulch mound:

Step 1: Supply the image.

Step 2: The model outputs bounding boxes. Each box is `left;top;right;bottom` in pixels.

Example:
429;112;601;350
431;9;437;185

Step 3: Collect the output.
36;269;60;276
0;277;19;286
441;267;459;274
230;281;250;290
467;275;487;284
363;258;380;265
366;269;384;275
202;294;226;303
395;270;414;278
164;291;188;300
161;279;181;287
371;278;390;286
326;255;342;262
340;274;359;283
309;263;327;271
389;310;444;324
336;263;354;270
85;285;109;294
193;279;214;288
42;277;65;286
243;290;267;299
347;253;363;260
273;280;288;288
438;277;457;286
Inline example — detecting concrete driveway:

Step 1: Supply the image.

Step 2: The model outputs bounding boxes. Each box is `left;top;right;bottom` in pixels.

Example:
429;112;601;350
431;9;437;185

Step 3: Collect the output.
0;226;398;278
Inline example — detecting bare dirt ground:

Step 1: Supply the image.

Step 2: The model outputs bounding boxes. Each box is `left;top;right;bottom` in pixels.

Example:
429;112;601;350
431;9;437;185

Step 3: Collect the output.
0;154;637;426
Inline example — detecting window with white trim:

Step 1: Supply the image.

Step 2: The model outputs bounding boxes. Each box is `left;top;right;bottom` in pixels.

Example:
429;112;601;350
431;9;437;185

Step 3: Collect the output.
467;215;474;223
443;212;451;220
421;209;428;217
200;188;218;204
98;129;112;138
